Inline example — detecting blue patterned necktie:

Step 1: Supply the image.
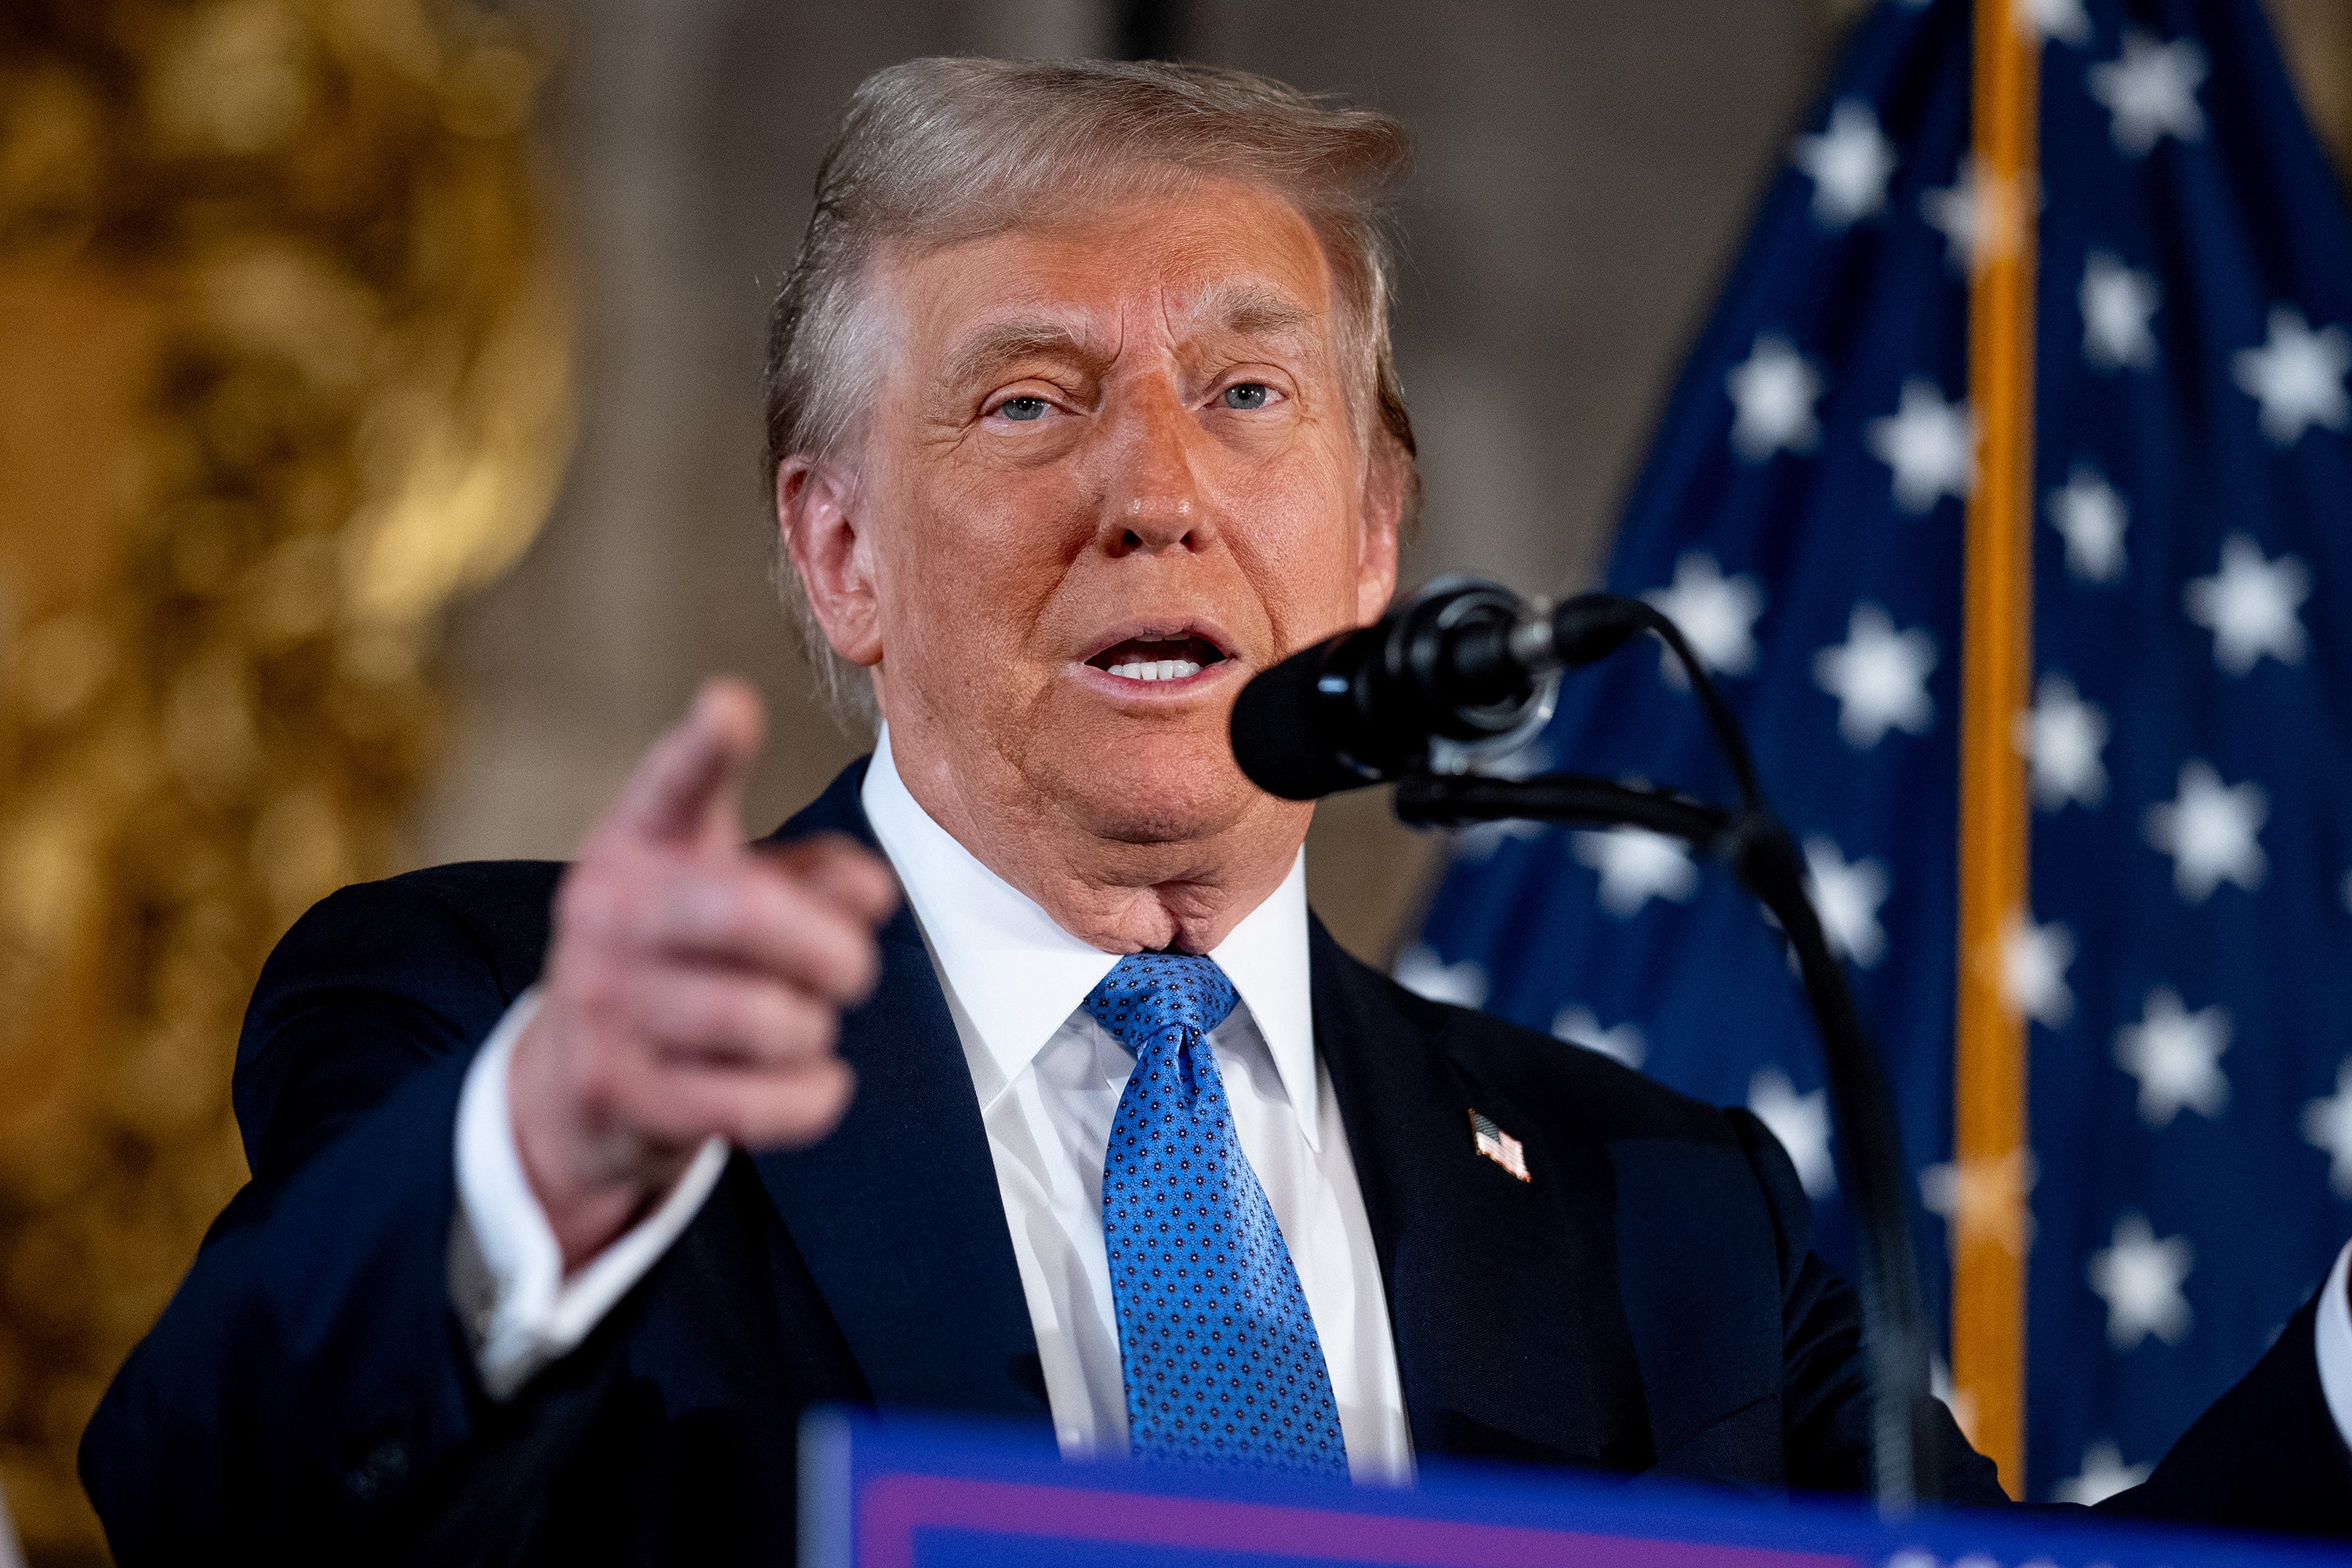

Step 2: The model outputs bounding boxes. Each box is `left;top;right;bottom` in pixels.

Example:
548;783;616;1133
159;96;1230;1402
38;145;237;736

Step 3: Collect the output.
1085;952;1348;1475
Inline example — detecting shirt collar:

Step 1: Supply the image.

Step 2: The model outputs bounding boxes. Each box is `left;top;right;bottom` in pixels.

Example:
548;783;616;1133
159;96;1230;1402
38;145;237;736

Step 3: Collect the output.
859;728;1319;1147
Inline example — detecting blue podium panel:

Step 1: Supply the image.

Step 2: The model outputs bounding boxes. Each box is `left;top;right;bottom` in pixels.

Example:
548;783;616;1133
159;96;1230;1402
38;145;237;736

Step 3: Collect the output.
800;1413;2347;1568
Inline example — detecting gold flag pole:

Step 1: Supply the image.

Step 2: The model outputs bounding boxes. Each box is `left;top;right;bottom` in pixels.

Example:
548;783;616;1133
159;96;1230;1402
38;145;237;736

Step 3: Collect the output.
1952;0;2042;1499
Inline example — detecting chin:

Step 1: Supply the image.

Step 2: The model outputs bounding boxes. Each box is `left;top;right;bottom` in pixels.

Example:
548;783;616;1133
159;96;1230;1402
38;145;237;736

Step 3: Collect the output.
1044;725;1259;847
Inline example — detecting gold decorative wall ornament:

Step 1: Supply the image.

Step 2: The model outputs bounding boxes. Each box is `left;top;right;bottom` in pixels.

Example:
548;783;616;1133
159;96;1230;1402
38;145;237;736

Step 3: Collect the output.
0;1;572;1555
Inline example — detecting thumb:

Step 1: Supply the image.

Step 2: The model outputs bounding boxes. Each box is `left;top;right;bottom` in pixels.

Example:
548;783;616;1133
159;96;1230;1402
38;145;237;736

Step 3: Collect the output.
604;677;765;848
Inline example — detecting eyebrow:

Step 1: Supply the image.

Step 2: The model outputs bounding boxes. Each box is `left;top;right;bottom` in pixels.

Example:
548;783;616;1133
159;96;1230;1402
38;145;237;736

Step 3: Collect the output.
939;320;1102;392
935;286;1324;392
1185;283;1319;344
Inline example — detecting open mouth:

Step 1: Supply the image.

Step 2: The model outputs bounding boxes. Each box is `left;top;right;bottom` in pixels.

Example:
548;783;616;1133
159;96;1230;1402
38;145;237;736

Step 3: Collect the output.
1083;632;1230;684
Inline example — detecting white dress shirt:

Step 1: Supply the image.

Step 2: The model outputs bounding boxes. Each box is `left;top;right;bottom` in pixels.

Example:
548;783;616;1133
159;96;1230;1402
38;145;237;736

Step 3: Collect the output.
452;731;1413;1479
859;731;1411;1479
448;736;2352;1480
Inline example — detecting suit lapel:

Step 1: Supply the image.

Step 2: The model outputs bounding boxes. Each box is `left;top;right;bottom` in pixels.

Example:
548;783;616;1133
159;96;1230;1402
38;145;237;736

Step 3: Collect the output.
1309;921;1616;1470
751;762;1048;1422
746;771;1635;1457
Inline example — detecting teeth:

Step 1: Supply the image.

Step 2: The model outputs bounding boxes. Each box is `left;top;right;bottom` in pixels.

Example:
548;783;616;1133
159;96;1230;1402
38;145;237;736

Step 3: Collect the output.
1105;659;1204;682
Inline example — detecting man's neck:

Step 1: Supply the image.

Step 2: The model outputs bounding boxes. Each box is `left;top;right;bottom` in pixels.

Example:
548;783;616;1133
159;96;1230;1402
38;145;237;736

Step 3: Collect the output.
878;726;1308;955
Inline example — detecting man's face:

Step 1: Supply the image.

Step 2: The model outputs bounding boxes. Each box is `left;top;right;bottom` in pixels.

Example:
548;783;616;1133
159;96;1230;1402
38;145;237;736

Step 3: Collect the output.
826;179;1399;852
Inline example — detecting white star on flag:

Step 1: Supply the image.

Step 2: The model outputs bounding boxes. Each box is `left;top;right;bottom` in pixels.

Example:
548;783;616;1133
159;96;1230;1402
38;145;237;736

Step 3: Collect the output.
2184;534;2310;675
2114;987;2232;1127
2045;462;2129;582
2001;913;2075;1028
2088;1212;2194;1350
1645;551;1765;681
2232;304;2352;445
1552;1005;1646;1069
2016;0;2092;45
1748;1069;1835;1198
2302;1061;2352;1198
2088;30;2209;156
2080;251;2160;371
1813;604;1936;748
1920;1148;2039;1258
2015;672;2109;811
2055;1440;2152;1506
1803;837;1889;968
1392;946;1488;1009
1573;826;1700;917
1867;379;1975;514
1725;333;1824;460
1791;98;1898;230
1920;157;2024;274
1918;162;1976;272
1451;816;1545;862
2143;760;2268;903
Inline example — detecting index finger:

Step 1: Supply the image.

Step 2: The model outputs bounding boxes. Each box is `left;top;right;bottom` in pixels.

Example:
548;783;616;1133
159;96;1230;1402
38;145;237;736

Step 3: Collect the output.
603;677;765;848
760;834;901;927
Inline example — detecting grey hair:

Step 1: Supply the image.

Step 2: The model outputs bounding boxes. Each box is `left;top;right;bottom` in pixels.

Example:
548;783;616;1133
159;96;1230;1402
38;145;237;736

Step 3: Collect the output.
763;56;1419;730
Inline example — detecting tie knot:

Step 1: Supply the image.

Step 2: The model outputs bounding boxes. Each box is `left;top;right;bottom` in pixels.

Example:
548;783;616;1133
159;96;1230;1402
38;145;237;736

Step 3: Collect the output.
1083;952;1239;1055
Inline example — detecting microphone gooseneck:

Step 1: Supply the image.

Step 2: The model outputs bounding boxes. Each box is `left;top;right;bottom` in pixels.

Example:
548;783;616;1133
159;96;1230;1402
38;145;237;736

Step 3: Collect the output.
1232;577;1942;1516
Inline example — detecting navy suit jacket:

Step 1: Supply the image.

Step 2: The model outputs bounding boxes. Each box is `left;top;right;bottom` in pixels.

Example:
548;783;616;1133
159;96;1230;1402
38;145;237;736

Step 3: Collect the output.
82;760;2352;1563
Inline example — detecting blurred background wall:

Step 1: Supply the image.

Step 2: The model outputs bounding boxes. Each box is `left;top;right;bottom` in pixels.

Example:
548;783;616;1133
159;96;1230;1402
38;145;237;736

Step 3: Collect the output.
0;1;2344;1562
0;2;568;1559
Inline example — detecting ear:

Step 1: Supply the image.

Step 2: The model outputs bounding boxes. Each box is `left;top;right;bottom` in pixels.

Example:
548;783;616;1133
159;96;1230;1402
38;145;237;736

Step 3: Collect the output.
1353;441;1406;627
778;456;884;667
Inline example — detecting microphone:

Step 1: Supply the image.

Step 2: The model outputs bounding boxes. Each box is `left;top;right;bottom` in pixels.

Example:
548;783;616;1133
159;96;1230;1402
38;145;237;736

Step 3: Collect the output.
1230;572;1942;1512
1229;578;1649;800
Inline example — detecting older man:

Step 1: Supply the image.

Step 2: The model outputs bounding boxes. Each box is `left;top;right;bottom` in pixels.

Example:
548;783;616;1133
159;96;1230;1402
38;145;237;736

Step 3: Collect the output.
82;58;2352;1563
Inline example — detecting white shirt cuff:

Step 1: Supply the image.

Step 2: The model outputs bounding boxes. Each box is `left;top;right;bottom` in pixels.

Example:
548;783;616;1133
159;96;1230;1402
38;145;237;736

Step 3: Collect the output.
2314;1238;2352;1451
450;989;729;1399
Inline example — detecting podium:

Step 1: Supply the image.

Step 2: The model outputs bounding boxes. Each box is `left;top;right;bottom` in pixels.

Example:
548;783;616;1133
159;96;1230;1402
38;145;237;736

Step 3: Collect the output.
800;1412;2343;1568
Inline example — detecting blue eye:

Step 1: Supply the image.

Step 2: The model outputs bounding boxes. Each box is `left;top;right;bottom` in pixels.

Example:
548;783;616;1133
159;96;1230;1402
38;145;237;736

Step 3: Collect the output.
997;396;1049;422
1221;383;1270;410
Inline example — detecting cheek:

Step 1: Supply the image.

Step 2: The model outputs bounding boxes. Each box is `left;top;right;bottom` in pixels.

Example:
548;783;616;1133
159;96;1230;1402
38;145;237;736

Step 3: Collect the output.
880;457;1085;678
1221;445;1367;638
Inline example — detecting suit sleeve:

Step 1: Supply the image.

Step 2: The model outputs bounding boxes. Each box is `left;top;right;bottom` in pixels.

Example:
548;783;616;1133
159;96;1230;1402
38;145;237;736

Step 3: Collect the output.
1730;1102;2352;1536
2094;1288;2352;1537
1722;1107;2006;1507
78;870;564;1565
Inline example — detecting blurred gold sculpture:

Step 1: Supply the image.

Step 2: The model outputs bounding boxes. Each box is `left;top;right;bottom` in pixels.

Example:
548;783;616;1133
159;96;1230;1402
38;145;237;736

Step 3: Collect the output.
0;0;571;1555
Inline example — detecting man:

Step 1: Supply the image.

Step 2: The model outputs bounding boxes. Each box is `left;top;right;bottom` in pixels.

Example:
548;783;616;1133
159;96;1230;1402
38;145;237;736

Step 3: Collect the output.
81;58;2352;1563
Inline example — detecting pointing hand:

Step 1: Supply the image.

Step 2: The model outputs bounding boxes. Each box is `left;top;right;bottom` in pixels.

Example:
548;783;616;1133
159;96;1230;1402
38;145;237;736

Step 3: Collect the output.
506;678;897;1271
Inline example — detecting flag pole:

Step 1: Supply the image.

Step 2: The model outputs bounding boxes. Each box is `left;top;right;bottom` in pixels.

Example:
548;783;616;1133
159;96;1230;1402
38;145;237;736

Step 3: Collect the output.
1953;0;2040;1498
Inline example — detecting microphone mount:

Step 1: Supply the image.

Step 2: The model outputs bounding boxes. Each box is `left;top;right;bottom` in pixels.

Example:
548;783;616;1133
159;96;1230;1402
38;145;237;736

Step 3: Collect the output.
1231;579;1765;805
1245;580;1943;1515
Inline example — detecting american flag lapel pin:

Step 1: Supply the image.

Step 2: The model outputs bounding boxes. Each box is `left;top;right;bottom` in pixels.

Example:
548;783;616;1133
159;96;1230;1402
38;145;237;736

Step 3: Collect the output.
1468;1110;1530;1182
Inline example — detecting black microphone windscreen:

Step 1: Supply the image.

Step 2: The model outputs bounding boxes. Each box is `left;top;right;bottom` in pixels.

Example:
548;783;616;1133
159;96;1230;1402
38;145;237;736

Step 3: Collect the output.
1229;648;1369;801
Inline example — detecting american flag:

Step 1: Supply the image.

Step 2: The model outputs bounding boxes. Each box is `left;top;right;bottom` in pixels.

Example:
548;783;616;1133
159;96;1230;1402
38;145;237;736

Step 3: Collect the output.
1470;1109;1533;1182
1402;0;2352;1504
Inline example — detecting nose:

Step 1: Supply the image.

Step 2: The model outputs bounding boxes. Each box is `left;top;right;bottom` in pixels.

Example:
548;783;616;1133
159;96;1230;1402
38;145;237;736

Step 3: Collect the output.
1098;382;1212;557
